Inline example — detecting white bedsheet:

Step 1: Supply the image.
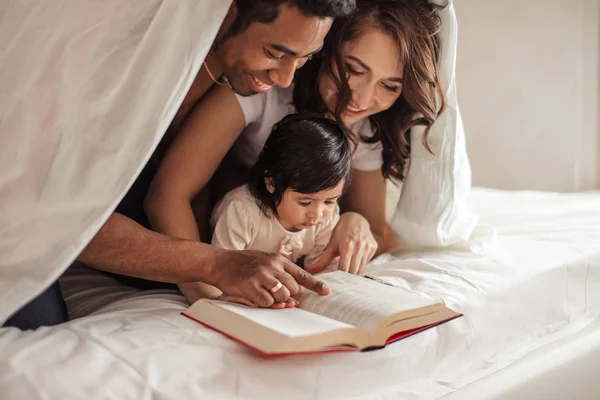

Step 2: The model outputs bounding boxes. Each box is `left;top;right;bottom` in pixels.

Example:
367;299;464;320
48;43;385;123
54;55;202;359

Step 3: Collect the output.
2;188;600;400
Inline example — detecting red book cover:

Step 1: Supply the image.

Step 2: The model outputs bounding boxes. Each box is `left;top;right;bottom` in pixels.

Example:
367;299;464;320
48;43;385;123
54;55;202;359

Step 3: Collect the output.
181;312;461;356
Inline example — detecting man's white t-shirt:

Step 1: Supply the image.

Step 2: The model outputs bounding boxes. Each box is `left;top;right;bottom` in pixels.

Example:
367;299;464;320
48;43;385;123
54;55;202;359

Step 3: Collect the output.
231;84;383;171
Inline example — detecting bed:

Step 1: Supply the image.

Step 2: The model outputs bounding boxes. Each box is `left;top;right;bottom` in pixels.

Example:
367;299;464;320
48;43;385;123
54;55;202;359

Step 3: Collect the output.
2;187;600;400
2;0;600;398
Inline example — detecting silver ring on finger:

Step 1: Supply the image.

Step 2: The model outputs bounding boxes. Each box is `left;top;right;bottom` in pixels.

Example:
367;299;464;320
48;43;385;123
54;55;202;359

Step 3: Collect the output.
269;281;284;294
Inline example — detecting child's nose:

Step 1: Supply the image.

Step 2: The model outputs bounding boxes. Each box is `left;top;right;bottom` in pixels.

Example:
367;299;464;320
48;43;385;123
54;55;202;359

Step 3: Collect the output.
308;206;325;221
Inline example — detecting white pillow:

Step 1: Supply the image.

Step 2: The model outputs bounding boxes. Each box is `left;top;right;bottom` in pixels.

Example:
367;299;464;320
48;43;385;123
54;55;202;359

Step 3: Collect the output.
390;0;479;248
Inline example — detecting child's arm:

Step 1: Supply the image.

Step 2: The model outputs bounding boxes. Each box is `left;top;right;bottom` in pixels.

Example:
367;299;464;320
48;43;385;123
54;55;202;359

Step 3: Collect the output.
179;199;257;304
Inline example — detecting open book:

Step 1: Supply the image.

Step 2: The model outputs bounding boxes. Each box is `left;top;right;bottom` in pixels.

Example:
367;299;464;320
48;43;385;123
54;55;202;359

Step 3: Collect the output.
182;271;461;355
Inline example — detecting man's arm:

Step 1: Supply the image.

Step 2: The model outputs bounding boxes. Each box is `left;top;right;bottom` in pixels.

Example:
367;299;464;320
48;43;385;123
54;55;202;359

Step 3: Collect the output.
77;212;331;307
77;212;220;283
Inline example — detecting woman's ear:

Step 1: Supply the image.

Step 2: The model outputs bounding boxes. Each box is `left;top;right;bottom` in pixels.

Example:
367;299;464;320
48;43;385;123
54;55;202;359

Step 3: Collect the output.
264;177;275;194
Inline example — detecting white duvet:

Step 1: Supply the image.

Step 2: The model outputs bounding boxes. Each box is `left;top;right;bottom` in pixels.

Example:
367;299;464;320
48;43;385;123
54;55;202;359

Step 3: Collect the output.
0;0;230;323
2;188;600;400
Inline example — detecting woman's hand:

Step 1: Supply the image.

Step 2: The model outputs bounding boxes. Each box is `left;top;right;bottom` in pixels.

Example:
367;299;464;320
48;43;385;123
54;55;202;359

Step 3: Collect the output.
306;212;378;275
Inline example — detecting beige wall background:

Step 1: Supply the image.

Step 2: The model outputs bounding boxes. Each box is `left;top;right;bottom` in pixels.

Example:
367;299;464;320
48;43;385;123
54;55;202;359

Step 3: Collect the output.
454;0;600;192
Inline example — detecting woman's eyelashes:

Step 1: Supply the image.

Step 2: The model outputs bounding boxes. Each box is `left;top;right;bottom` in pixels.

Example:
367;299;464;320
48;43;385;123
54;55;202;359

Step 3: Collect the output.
382;82;401;92
345;63;401;93
345;63;364;76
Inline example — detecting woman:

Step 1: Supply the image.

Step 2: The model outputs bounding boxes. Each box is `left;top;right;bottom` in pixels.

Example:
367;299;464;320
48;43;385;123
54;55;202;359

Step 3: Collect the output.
145;0;446;303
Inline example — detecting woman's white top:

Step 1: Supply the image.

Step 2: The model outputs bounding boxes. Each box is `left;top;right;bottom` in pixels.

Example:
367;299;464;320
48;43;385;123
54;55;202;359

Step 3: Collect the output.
231;84;383;171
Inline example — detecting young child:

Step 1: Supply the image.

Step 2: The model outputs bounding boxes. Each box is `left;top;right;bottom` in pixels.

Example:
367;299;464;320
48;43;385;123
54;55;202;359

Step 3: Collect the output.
199;113;353;303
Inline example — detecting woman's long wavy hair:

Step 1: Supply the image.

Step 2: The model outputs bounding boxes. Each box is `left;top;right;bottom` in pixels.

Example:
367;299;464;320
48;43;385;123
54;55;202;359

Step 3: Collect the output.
293;0;446;181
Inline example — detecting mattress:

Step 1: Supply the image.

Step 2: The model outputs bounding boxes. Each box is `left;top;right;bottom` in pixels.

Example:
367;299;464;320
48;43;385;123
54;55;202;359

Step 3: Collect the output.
442;314;600;399
2;187;600;400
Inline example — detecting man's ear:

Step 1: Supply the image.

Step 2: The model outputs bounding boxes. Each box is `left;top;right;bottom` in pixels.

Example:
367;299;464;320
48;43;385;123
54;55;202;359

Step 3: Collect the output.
264;177;275;194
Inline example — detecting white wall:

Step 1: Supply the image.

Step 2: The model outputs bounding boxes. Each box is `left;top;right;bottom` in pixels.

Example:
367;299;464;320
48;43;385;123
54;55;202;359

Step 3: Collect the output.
454;0;600;192
598;8;600;190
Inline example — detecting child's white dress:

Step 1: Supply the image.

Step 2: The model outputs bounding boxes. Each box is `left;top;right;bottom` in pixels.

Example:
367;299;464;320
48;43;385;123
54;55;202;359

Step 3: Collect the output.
211;185;339;266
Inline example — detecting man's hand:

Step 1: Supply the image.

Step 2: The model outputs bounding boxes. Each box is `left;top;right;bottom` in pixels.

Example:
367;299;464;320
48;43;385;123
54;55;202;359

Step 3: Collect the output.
212;250;331;308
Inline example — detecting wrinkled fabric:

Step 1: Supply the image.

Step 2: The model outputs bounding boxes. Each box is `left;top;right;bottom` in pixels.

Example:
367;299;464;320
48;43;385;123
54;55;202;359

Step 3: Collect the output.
0;0;232;324
391;0;479;248
1;188;600;399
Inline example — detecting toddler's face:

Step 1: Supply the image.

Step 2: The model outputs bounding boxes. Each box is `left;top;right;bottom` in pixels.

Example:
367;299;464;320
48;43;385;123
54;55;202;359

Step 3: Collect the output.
275;180;345;232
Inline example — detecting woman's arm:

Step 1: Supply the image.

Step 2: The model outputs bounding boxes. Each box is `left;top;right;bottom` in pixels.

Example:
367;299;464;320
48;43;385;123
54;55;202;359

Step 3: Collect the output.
305;170;386;275
304;212;341;271
144;85;246;242
342;169;391;256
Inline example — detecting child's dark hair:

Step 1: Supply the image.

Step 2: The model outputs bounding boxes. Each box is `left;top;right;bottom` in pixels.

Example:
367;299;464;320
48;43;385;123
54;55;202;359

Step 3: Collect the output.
248;113;352;216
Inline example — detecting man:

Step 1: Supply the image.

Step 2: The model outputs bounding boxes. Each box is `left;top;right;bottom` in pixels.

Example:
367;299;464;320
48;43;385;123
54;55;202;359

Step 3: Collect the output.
4;0;356;330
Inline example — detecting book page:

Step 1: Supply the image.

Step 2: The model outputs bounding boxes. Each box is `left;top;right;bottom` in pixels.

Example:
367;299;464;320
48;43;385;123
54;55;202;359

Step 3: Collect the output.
211;300;354;337
295;271;438;335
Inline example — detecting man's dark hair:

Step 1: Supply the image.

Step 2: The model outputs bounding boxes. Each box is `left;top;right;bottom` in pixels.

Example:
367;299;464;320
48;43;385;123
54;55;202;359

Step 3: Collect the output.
227;0;356;38
248;112;352;216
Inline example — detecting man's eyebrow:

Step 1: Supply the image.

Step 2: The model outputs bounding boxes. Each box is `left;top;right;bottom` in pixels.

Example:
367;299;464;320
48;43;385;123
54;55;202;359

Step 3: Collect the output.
347;55;403;83
270;43;324;58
